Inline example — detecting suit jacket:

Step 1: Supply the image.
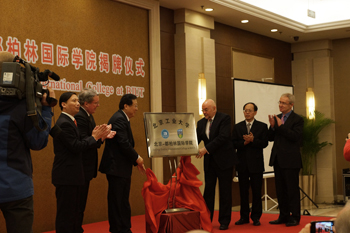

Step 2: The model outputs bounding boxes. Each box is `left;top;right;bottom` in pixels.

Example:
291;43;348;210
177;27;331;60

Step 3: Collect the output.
52;113;98;185
75;107;102;181
268;111;304;169
196;112;237;171
99;109;139;178
232;119;268;173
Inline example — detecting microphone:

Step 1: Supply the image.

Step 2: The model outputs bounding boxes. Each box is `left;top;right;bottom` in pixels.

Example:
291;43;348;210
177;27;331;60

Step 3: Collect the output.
38;70;60;81
48;71;60;81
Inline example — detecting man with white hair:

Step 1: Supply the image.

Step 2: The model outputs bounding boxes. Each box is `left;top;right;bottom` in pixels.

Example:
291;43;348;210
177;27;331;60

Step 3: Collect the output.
196;99;237;230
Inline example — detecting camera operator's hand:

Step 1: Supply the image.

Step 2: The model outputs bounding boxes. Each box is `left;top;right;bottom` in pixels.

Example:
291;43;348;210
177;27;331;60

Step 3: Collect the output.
298;223;310;233
41;88;56;107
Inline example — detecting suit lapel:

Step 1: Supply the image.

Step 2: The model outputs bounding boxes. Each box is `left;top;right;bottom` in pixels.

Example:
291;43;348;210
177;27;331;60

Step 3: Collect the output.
62;113;80;136
119;109;135;147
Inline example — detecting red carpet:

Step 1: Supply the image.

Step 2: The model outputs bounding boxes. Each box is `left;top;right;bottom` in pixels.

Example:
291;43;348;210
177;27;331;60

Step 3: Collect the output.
43;211;333;233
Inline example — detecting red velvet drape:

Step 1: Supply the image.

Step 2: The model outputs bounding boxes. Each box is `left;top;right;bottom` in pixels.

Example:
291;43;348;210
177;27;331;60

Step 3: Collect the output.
142;156;213;233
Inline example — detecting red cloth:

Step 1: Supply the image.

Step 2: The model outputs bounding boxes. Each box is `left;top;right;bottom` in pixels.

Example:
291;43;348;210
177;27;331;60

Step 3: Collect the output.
344;139;350;161
142;156;213;233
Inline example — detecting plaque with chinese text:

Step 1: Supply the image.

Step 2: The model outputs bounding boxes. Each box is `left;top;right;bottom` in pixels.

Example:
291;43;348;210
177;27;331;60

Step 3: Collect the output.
143;112;198;158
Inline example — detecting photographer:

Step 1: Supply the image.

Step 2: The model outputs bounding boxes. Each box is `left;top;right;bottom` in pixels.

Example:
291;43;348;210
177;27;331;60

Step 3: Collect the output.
0;51;55;233
298;202;350;233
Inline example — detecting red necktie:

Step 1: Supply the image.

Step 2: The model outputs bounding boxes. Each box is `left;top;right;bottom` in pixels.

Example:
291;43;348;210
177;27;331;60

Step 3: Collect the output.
74;119;77;127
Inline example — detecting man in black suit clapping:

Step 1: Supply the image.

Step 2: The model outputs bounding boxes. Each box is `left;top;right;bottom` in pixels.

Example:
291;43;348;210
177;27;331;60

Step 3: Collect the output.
268;93;303;227
75;88;116;233
52;92;112;233
232;102;268;227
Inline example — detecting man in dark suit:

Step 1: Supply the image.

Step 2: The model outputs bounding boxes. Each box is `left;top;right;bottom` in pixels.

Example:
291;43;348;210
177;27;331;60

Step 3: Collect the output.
232;102;268;227
51;92;110;233
196;99;236;231
99;94;146;233
268;93;303;227
75;88;115;233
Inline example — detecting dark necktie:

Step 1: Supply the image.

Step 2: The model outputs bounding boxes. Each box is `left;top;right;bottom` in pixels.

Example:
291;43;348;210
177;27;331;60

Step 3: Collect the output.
209;119;213;132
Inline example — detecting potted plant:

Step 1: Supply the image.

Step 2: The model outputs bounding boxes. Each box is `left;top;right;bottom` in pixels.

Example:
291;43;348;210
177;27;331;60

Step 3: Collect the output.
300;111;335;207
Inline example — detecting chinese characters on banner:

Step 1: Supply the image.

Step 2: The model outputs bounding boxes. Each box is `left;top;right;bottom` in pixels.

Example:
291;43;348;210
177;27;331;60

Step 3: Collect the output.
0;36;146;98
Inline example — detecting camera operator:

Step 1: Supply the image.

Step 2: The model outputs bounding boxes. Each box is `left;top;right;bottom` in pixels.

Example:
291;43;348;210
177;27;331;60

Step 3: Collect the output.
298;202;350;233
0;51;55;233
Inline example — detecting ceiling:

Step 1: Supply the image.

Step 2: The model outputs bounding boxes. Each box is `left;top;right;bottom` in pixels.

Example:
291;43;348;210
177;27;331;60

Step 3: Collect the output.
159;0;350;43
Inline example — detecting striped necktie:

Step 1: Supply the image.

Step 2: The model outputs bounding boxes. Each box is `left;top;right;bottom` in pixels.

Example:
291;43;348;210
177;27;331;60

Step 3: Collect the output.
281;115;286;124
247;122;251;134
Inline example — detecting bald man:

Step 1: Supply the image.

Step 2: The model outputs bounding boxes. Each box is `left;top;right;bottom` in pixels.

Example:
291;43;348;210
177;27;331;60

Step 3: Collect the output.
196;99;237;230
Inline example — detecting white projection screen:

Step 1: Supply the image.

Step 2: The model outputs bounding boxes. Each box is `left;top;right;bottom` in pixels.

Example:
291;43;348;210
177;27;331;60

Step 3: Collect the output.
233;78;293;176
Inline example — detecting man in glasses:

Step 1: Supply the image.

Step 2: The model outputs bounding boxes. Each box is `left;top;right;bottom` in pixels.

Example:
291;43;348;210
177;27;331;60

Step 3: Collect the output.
268;93;304;227
232;102;268;227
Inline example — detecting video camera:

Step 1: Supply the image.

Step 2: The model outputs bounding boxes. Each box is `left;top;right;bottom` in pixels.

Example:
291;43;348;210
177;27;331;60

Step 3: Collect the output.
0;55;59;105
0;55;60;131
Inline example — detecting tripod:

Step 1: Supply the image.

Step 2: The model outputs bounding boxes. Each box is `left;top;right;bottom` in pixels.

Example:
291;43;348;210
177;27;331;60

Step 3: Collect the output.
300;187;318;215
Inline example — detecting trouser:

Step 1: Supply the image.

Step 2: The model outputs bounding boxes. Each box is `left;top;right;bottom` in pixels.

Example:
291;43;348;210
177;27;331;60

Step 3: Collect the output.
107;174;132;233
203;161;233;226
0;195;34;233
55;184;82;233
274;164;301;222
238;170;263;221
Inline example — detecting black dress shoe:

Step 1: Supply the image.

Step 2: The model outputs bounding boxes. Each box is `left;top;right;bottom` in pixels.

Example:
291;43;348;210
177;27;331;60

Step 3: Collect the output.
286;219;299;227
269;219;287;224
235;219;249;225
219;224;229;230
253;220;261;226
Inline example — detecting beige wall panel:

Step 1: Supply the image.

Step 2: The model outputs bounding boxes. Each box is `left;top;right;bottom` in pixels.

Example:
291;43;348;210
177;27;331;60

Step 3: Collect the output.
0;0;152;232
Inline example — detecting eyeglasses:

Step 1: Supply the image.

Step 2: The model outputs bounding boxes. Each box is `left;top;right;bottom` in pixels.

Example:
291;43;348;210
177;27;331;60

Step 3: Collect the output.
202;108;209;112
243;109;254;113
278;101;290;105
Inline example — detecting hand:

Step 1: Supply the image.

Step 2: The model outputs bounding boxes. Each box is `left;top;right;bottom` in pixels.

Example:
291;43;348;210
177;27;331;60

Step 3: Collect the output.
298;223;310;233
137;164;146;175
106;130;116;139
102;124;115;141
92;124;109;140
196;147;207;159
136;156;146;175
243;132;254;144
41;87;56;106
268;115;275;128
275;114;283;126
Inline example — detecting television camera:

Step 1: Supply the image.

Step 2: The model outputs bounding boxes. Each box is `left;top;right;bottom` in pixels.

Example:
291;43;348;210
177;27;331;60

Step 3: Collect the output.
0;55;60;131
